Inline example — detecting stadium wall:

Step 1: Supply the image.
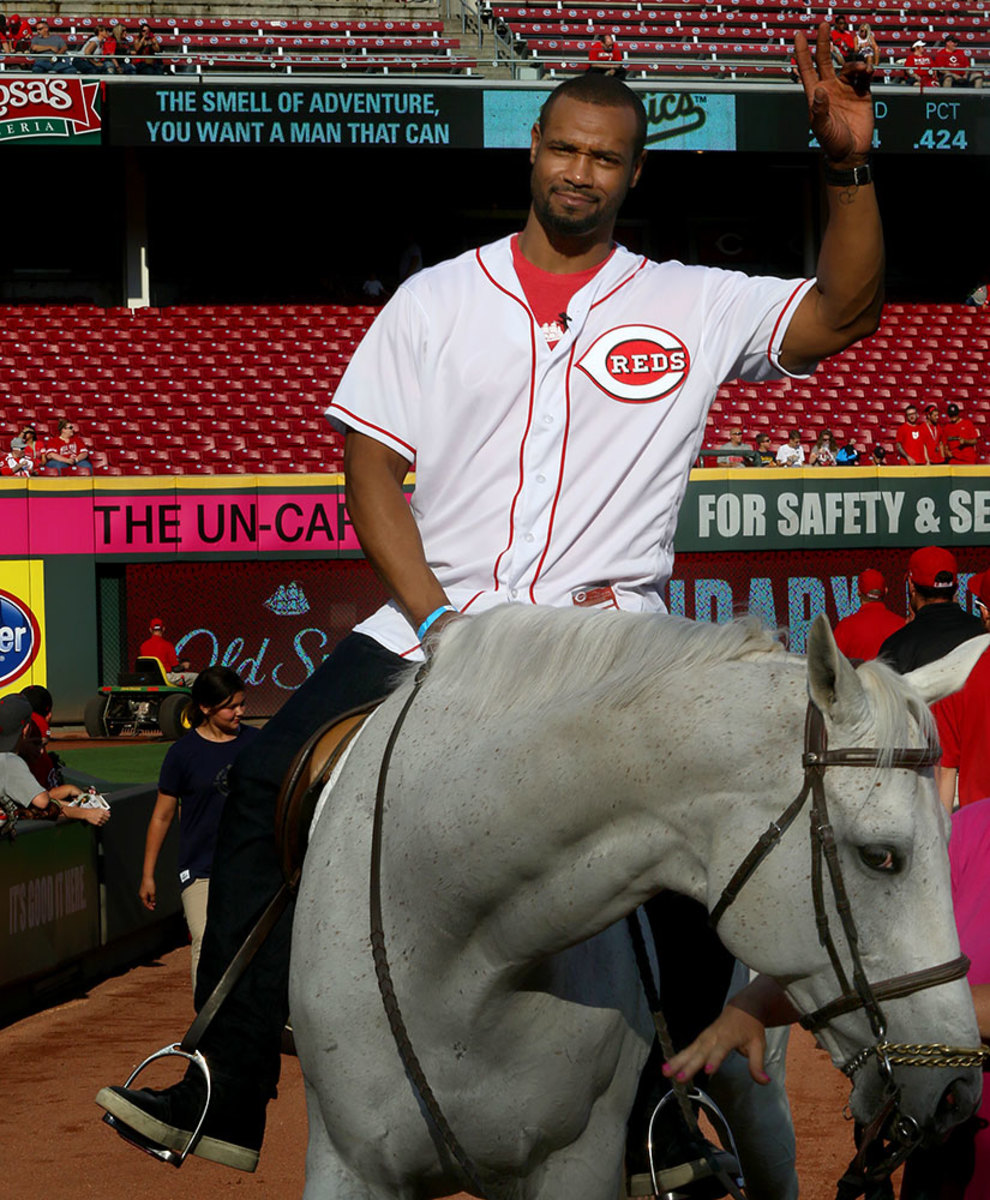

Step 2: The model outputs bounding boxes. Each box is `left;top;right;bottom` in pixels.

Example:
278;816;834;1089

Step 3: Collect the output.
4;469;990;722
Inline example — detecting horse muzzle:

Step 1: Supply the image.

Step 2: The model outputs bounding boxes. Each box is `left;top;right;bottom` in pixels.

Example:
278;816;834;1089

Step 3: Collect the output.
848;1053;983;1145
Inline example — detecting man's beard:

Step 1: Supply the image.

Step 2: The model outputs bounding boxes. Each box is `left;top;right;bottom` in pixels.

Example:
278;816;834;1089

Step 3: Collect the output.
532;186;613;239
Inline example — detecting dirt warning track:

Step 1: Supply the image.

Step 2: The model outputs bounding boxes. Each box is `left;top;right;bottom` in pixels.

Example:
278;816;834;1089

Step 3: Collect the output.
0;945;896;1199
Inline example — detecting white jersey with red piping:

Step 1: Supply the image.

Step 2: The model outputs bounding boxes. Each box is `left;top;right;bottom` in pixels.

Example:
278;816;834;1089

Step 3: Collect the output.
327;235;816;657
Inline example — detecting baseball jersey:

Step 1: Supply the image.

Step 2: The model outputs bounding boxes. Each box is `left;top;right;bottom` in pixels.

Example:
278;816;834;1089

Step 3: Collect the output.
906;51;936;87
935;47;971;77
895;422;933;464
943;417;978;464
328;235;815;656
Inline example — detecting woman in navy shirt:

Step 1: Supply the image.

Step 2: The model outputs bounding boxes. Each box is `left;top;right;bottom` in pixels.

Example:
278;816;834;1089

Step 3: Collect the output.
140;667;257;990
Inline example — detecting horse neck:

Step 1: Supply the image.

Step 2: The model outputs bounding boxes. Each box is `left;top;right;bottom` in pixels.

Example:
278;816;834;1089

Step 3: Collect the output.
436;664;806;973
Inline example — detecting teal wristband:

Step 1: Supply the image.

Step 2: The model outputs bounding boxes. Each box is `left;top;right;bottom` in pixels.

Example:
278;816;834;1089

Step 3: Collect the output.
417;605;455;642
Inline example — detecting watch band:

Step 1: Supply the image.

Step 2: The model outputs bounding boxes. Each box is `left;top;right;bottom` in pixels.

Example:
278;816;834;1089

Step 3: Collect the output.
824;160;873;186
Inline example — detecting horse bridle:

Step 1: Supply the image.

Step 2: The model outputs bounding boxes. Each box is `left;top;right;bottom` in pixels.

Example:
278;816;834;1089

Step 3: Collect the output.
709;700;985;1179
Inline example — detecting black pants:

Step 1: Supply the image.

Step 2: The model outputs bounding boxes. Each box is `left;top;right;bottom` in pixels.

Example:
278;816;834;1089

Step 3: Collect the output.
626;893;737;1169
193;632;407;1097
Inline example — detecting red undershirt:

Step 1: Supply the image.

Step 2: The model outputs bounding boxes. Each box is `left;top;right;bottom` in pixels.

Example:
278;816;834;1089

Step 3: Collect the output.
510;234;614;349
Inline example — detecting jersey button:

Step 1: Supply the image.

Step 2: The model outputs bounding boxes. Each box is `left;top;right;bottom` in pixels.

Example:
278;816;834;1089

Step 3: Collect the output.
524;533;535;543
536;474;546;483
542;415;553;424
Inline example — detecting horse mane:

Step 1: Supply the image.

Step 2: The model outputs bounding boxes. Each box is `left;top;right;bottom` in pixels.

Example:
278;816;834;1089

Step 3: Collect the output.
422;607;784;720
853;656;938;765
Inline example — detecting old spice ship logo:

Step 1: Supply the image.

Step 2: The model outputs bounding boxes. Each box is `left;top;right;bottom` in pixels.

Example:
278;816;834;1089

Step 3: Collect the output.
577;324;690;403
0;78;101;143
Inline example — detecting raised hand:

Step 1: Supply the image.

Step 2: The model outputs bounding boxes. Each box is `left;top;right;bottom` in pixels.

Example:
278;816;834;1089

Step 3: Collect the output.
795;22;873;165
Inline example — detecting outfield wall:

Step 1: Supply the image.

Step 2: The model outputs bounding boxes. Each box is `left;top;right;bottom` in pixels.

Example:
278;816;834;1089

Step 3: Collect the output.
0;785;183;1024
3;469;990;721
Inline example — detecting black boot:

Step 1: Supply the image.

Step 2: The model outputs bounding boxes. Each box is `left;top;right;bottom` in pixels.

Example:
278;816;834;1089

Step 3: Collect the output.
96;1062;268;1172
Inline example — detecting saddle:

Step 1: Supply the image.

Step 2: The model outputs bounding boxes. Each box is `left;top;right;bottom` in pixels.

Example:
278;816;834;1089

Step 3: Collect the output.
274;703;378;883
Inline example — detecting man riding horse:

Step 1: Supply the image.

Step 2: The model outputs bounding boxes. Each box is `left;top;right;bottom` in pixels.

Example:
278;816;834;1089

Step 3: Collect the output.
98;26;884;1195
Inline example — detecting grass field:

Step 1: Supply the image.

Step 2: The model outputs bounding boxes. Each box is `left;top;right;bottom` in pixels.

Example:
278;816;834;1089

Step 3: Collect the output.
55;742;171;786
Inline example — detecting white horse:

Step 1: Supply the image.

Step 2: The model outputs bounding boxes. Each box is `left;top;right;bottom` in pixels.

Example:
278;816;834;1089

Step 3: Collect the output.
290;608;986;1200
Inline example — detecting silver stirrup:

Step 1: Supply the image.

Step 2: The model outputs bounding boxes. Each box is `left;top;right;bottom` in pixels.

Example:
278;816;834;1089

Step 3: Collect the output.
645;1086;745;1199
101;1044;211;1168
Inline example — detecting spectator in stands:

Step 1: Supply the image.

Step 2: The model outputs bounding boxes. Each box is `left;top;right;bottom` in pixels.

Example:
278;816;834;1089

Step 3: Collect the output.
932;569;990;813
361;271;388;301
588;31;626;79
853;22;879;69
0;15;10;53
11;425;38;456
895;403;936;465
835;441;859;464
44;418;93;475
829;15;855;65
29;21;73;73
905;40;937;89
140;617;195;684
775;430;805;467
966;282;988;308
921;403;945;458
755;433;776;466
75;24;111;73
0;695;110;839
4;425;38;476
869;444;888;466
19;684;63;791
809;427;839;466
140;667;257;989
878;545;984;672
924;403;946;463
4;13;33;52
936;35;982;89
133;24;163;75
715;427;752;466
113;24;137;73
833;568;904;660
943;400;979;464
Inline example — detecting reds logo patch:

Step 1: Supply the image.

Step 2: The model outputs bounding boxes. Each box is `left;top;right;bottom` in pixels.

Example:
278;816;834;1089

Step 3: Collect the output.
577;325;690;403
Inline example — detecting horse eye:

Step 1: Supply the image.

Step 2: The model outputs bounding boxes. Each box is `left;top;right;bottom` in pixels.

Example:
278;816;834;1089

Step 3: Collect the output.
858;845;901;874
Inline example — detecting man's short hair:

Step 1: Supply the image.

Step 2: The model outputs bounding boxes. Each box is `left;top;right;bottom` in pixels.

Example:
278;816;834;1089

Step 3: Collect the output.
539;74;648;159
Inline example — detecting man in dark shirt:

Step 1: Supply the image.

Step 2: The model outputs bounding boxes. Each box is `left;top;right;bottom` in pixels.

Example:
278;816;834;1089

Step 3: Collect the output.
878;545;984;672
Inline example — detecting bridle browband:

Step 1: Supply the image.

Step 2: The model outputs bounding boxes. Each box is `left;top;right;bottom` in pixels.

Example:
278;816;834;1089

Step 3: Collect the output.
710;701;976;1083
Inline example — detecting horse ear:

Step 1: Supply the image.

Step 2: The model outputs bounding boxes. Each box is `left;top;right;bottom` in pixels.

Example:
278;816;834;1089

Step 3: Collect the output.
806;614;869;726
902;634;990;704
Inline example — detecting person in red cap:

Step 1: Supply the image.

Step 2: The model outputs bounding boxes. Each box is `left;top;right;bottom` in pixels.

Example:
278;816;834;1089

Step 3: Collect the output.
932;571;990;812
139;618;195;684
140;617;178;672
832;568;904;660
878;546;984;672
942;400;979;465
